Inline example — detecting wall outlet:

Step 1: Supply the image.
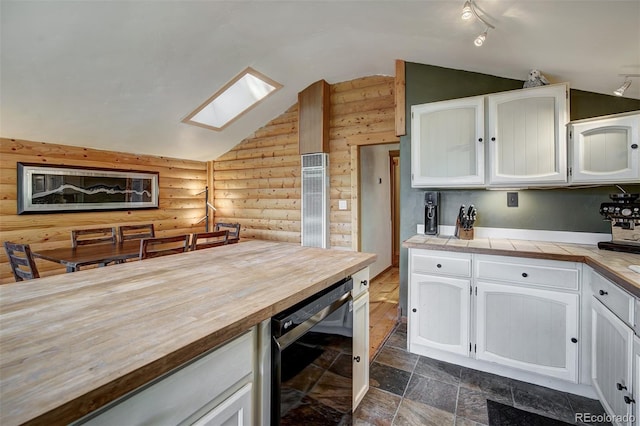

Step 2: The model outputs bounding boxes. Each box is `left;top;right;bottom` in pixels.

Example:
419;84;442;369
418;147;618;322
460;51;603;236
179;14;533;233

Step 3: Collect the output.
507;192;519;207
338;200;348;210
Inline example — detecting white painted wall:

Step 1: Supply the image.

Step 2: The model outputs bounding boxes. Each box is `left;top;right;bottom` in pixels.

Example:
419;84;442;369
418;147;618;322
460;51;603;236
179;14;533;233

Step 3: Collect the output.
360;144;399;278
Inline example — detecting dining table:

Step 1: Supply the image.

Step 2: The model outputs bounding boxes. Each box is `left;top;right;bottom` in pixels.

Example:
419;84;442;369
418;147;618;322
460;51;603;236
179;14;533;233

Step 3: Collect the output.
32;240;143;272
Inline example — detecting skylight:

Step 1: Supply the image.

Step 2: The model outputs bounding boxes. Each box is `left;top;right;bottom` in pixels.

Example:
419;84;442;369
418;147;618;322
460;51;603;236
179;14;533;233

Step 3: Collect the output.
182;67;282;131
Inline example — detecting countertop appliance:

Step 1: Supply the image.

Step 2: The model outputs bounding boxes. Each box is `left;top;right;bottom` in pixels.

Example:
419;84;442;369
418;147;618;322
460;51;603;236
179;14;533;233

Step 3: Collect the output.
271;277;354;425
598;193;640;254
424;191;439;235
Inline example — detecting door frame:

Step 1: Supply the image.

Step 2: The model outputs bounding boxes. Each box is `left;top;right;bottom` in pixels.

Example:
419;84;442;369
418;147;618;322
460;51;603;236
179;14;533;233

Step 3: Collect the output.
346;131;400;252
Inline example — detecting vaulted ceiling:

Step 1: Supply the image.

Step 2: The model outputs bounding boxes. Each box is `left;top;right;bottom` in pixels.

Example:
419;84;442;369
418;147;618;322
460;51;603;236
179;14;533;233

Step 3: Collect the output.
1;1;639;162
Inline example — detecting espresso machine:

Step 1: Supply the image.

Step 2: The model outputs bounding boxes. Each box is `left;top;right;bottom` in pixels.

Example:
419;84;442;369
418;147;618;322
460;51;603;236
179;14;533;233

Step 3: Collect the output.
598;193;640;253
424;191;439;235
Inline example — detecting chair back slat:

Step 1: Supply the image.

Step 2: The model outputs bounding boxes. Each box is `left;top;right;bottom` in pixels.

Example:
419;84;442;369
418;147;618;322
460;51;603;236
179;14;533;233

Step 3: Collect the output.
140;235;191;260
190;230;229;251
71;227;117;248
3;242;39;282
213;223;241;243
118;224;155;242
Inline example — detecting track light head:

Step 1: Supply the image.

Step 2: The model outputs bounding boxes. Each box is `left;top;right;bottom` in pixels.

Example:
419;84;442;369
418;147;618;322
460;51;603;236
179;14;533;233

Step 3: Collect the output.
614;78;632;97
612;74;640;97
461;1;473;20
474;30;487;46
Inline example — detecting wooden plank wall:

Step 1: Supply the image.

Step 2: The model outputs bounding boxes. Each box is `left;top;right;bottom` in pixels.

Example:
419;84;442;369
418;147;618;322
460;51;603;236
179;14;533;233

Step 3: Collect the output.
0;138;208;283
213;75;395;249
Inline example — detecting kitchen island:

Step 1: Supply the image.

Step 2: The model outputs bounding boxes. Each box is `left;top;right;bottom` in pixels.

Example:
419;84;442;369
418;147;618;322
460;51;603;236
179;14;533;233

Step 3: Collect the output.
0;240;376;426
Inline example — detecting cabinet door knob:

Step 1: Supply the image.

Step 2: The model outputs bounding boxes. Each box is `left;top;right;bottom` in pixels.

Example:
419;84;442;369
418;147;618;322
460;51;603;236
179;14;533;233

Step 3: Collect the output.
436;264;442;268
617;382;628;391
522;272;528;278
361;280;368;287
412;308;417;313
354;356;361;363
624;395;635;404
599;290;608;296
631;143;638;149
571;337;578;343
478;137;483;142
491;137;496;141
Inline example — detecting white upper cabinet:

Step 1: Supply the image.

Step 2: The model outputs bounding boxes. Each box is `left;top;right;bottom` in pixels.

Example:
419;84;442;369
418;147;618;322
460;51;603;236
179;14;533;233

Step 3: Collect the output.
411;96;485;187
487;83;569;186
411;84;569;188
569;111;640;184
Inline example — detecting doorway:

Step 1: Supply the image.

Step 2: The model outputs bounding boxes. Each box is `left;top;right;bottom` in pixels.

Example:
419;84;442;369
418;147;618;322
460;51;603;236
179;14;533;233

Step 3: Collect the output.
358;143;400;358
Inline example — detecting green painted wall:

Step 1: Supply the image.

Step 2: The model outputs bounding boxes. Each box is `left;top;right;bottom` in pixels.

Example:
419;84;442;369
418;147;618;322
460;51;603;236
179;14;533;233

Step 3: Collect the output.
398;62;640;315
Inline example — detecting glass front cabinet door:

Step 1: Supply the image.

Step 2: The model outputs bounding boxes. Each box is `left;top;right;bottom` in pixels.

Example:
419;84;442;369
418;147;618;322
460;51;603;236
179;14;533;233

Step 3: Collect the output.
411;96;485;188
569;111;640;184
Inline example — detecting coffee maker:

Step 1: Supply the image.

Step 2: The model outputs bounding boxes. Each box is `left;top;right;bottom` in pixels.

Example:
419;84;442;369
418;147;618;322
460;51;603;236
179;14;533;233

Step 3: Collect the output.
598;193;640;253
424;191;439;235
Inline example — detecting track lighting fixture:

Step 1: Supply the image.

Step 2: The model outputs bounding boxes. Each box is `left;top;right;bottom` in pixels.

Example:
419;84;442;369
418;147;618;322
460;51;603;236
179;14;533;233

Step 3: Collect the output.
461;1;473;20
474;29;488;46
613;74;639;97
460;0;494;47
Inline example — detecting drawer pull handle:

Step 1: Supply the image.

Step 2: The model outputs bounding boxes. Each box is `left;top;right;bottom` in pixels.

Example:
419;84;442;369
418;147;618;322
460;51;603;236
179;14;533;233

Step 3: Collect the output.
599;290;608;296
624;395;635;405
571;337;578;343
354;356;361;363
412;308;417;313
361;280;368;287
617;382;628;391
521;273;528;278
436;263;442;268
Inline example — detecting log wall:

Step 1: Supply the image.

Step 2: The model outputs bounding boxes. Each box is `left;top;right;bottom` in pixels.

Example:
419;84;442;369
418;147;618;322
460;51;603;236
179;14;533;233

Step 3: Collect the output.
213;75;396;249
0;138;208;283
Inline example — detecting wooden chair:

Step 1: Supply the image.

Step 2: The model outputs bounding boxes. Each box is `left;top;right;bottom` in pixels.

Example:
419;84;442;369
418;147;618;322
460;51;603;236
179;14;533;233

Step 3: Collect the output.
4;242;40;282
71;227;117;248
214;223;241;243
190;230;229;251
118;224;155;242
139;235;191;260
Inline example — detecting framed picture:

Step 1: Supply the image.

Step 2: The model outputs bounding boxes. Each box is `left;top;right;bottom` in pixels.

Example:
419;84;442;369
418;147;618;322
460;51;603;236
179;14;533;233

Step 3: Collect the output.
17;163;159;214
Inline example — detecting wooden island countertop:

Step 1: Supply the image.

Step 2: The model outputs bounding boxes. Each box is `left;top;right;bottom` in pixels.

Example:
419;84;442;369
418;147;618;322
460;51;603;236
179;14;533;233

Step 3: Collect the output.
403;234;640;296
0;240;376;426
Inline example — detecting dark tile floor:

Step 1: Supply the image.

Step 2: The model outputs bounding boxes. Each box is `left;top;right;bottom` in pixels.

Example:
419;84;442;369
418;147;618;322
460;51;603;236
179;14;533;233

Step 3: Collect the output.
353;323;611;426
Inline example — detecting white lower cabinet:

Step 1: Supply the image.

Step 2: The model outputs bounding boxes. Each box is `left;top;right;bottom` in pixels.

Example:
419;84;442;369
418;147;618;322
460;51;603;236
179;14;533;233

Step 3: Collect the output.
592;297;634;426
408;249;581;384
634;336;640;426
475;281;579;382
353;290;370;409
409;272;471;356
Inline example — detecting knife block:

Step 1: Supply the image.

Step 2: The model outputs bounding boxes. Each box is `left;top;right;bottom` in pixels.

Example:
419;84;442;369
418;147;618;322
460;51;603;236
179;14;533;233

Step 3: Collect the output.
455;219;474;240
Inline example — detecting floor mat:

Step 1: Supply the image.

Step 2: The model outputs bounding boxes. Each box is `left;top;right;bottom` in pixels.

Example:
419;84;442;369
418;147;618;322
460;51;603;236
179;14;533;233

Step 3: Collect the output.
487;399;573;426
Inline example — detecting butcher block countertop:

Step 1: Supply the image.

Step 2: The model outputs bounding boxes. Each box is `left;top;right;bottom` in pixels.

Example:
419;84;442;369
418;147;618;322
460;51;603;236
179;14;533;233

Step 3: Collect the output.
404;234;640;296
0;240;376;426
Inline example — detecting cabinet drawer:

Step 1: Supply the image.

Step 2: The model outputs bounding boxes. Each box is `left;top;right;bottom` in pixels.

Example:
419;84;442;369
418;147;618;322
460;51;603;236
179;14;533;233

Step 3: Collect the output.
411;250;471;278
592;270;634;327
475;256;579;291
351;267;370;299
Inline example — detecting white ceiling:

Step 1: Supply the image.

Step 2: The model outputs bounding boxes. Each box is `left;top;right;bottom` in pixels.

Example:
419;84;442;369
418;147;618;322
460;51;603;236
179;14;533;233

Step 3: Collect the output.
1;1;639;162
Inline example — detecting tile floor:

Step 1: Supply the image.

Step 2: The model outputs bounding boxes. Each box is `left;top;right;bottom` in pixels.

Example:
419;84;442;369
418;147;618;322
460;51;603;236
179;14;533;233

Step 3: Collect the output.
353;323;611;426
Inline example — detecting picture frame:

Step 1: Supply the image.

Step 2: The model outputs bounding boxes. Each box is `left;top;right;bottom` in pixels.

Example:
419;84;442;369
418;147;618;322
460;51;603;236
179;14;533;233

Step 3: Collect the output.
17;163;159;214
